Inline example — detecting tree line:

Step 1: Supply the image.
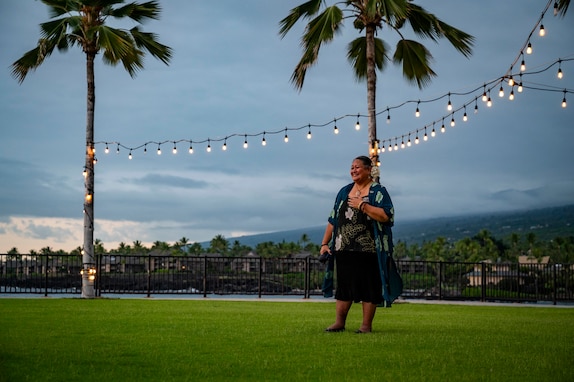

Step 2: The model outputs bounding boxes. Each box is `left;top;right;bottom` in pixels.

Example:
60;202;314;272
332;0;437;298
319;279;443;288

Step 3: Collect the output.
5;230;574;264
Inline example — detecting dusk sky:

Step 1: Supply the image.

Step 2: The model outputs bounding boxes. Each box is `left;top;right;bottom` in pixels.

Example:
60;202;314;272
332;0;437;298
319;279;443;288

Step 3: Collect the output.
1;1;573;253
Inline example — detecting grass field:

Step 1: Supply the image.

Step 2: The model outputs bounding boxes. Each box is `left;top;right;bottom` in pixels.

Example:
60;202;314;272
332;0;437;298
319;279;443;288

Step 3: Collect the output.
0;298;573;381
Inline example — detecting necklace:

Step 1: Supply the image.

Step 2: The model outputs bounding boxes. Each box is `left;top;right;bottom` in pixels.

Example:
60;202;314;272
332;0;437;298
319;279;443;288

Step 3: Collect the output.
354;182;369;197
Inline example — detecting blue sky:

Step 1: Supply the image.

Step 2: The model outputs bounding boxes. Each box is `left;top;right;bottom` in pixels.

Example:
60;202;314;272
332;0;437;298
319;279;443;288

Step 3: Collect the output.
1;1;573;253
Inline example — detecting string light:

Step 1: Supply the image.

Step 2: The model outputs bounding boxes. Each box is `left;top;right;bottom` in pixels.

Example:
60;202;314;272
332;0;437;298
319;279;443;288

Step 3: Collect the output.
520;54;526;72
463;107;468;122
474;99;479;114
414;133;420;145
423;128;428;141
307;125;312;139
104;144;109;154
557;59;563;79
508;74;515;86
401;137;405;149
562;90;567;108
144;144;147;154
172;142;177;154
450;114;456;127
222;139;227;151
284;128;289;143
386;109;391;124
526;42;533;54
415;101;420;117
206;139;211;152
499;84;505;97
518;74;523;92
487;92;493;107
128;150;132;160
431;122;436;137
262;132;266;146
243;135;248;149
407;134;412;147
116;144;120;154
355;115;360;130
157;145;161;155
539;23;545;36
188;143;193;154
509;87;515;101
394;138;398;150
481;85;487;102
333;119;339;134
440;119;446;133
447;93;453;111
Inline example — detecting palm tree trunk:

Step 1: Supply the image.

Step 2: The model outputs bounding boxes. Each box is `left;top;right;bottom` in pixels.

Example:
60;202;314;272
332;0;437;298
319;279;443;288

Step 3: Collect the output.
82;51;96;298
365;24;378;175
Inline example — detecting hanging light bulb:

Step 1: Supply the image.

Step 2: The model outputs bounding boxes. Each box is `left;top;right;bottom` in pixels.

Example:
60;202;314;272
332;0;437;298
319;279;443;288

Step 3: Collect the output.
423;129;428;141
388;142;393;152
188;143;193;154
222;139;227;151
355;115;361;130
128;150;132;160
381;142;386;153
157;145;162;155
447;93;452;111
463;108;468;122
386;113;391;124
407;135;412;147
562;91;567;108
539;24;545;37
498;85;504;97
284;129;289;143
104;144;110;154
307;125;312;139
518;75;523;93
441;120;446;133
415;101;420;117
116;144;120;154
82;167;87;178
526;42;532;55
243;135;248;149
144;144;148;154
474;100;479;114
557;61;563;79
450;114;456;127
172;143;177;154
482;86;487;102
508;75;514;87
333;124;339;134
487;93;492;107
401;138;405;149
520;58;526;72
394;139;399;150
206;139;211;152
431;123;436;137
261;134;266;146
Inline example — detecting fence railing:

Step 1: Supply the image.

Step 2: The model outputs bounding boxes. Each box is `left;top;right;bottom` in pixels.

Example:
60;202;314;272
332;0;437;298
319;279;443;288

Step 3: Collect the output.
1;254;573;304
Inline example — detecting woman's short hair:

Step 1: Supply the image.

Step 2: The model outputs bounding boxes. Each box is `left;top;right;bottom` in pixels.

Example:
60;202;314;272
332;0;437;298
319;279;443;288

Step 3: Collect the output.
354;155;372;167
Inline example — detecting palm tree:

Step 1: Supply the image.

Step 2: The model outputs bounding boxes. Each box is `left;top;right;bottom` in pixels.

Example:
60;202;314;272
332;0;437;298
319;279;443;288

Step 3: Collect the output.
280;0;474;168
11;0;172;298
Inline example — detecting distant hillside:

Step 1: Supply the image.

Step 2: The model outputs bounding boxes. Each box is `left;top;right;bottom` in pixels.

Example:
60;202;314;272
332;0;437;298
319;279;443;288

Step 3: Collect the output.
218;205;574;248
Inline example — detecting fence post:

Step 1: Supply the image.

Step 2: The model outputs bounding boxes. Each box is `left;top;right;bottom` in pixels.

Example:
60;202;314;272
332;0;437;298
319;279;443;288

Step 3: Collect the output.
258;257;262;299
147;254;151;298
481;262;486;302
202;256;207;298
438;261;443;300
304;257;310;299
553;264;557;306
44;255;48;297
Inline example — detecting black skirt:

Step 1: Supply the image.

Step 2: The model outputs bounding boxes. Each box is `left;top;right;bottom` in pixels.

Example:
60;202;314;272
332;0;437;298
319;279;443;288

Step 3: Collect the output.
334;250;383;304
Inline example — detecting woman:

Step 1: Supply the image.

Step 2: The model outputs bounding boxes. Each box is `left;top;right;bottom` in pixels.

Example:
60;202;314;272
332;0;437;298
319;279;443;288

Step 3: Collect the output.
319;155;397;333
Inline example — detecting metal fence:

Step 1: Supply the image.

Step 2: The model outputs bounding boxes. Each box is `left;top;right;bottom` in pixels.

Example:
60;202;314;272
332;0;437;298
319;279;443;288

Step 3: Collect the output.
1;254;573;304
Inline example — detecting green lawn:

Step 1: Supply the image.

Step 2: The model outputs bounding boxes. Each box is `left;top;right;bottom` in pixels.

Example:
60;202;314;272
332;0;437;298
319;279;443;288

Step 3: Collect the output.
0;298;572;381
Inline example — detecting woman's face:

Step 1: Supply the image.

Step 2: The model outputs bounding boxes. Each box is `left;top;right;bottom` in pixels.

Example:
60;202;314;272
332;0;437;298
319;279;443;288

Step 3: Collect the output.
350;159;370;183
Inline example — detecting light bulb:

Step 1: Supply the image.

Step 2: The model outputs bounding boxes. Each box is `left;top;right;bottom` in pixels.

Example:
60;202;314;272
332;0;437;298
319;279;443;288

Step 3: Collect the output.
104;145;109;154
520;60;526;72
557;68;563;79
188;145;193;154
307;130;312;139
423;132;428;141
222;141;227;151
441;123;446;133
284;134;289;143
243;140;248;149
447;99;452;111
509;89;515;101
526;42;532;55
450;117;455;127
474;103;479;114
355;120;360;130
463;112;468;122
206;144;211;152
386;114;391;124
172;145;177;154
415;102;420;117
333;125;339;134
415;135;419;144
388;144;393;152
499;86;504;97
431;128;436;137
539;24;545;37
407;137;412;147
562;95;567;108
262;137;266;146
518;82;523;93
508;76;514;86
487;97;492;107
157;146;161;155
394;141;398;150
401;140;405;149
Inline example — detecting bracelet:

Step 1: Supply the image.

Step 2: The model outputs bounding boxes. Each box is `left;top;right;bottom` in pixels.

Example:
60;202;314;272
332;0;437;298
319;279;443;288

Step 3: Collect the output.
360;202;368;212
321;243;329;247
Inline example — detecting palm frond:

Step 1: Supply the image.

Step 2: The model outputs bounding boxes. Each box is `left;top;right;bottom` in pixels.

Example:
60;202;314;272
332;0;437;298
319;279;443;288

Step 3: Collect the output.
279;0;323;38
291;6;343;89
393;39;436;89
108;1;163;22
435;20;474;58
130;26;172;65
10;39;56;83
347;37;389;80
41;0;80;18
556;0;570;17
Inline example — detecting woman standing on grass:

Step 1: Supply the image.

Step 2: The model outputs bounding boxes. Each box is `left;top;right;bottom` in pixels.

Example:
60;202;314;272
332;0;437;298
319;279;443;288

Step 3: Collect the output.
319;155;399;333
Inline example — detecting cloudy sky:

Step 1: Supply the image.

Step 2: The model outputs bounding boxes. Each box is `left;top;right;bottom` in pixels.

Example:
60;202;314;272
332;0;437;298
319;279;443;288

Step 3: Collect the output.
1;1;573;253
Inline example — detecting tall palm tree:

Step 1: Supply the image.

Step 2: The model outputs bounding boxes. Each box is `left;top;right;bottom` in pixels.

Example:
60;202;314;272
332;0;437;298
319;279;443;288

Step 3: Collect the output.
11;0;172;298
279;0;474;169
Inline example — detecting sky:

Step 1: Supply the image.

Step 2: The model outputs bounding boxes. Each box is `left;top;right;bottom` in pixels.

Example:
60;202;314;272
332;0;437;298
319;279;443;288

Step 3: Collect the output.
1;1;573;253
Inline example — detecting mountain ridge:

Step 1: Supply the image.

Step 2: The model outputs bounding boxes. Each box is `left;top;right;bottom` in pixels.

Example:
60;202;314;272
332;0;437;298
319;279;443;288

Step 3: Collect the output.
216;205;574;247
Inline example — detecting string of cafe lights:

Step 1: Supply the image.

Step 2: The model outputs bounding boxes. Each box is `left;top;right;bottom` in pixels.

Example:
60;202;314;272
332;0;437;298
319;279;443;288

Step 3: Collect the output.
93;0;572;163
